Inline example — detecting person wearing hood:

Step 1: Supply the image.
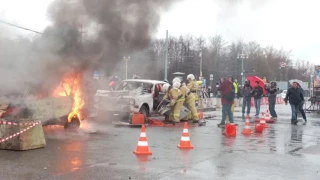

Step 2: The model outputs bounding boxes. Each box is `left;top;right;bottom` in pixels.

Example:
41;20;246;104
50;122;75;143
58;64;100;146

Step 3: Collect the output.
265;81;278;120
162;82;184;123
187;74;199;106
241;79;252;118
217;77;234;127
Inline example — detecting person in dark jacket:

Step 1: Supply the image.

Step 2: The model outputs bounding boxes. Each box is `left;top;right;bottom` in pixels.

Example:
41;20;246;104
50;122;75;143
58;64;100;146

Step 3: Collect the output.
251;81;263;117
241;80;252;118
217;77;234;127
265;81;278;120
285;82;307;125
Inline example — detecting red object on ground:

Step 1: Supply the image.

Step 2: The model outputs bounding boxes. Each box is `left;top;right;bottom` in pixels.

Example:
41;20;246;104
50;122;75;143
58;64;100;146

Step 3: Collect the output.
255;124;264;133
246;76;267;95
133;125;152;155
148;119;165;126
130;113;145;125
224;124;236;137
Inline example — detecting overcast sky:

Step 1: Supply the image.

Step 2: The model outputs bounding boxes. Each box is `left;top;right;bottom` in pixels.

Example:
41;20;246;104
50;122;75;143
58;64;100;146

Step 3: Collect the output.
0;0;319;64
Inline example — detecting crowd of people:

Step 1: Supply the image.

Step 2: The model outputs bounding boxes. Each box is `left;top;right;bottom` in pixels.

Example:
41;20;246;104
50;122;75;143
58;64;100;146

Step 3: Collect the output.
216;76;307;127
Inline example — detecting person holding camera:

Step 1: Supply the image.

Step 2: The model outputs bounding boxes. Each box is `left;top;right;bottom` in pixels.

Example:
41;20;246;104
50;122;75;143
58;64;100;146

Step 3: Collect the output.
265;81;278;120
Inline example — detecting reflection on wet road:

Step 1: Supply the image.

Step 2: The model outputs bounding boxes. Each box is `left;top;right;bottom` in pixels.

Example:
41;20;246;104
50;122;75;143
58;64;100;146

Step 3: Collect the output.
0;104;319;180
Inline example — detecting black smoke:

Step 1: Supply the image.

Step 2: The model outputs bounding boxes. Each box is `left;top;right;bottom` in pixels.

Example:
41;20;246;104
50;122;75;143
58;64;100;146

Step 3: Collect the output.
0;0;180;95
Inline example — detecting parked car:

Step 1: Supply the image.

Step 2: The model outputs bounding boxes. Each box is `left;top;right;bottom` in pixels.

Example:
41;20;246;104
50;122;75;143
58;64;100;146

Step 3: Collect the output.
281;90;287;99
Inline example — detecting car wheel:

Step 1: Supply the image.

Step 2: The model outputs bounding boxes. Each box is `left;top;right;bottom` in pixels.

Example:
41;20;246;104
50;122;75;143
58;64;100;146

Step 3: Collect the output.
139;105;149;117
64;116;80;130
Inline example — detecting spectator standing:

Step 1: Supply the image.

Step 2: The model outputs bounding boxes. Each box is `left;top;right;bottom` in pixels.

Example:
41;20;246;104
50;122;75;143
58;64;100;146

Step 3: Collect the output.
265;81;278;120
241;80;252;118
284;82;307;125
217;77;234;127
251;81;263;117
226;76;238;122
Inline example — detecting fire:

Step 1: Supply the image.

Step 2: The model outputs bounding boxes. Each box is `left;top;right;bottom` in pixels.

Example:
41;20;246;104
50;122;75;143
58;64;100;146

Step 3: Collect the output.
53;73;85;123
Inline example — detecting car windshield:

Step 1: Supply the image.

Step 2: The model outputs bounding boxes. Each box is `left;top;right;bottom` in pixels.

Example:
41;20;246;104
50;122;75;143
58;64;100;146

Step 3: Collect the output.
282;90;287;93
116;81;153;93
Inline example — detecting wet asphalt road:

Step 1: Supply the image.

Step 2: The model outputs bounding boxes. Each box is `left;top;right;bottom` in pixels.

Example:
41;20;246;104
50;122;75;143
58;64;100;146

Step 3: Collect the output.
0;103;320;180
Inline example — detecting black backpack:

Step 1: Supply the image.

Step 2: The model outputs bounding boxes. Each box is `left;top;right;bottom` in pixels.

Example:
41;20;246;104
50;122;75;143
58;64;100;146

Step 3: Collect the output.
224;89;235;101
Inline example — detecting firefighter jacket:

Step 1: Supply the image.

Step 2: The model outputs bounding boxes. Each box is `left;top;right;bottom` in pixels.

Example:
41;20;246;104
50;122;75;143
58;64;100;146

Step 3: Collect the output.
187;80;199;93
164;88;183;106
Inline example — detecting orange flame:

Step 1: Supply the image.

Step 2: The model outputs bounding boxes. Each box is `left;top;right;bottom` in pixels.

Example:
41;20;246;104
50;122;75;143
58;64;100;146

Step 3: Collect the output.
53;73;85;123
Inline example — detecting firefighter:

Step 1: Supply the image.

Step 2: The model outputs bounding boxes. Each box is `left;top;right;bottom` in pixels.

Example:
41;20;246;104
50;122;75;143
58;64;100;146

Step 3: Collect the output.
172;77;199;124
187;74;199;106
162;82;184;123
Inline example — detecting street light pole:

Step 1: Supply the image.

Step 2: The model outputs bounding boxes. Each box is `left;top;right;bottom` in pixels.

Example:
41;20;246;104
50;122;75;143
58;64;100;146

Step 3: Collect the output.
237;53;248;85
164;30;169;80
200;49;203;77
124;56;130;79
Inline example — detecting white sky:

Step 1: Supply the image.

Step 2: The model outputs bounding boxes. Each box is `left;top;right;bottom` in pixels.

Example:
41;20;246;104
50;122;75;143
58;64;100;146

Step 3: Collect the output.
0;0;319;64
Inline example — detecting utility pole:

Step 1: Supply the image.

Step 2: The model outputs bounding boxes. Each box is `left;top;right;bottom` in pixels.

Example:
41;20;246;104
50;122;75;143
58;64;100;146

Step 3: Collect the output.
164;30;169;81
79;24;87;43
200;49;203;78
237;53;248;85
123;56;130;79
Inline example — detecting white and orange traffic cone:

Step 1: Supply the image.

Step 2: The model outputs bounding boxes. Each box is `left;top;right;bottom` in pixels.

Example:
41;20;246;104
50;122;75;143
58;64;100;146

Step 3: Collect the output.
133;125;152;155
241;116;252;135
259;112;268;128
265;109;271;121
177;122;194;149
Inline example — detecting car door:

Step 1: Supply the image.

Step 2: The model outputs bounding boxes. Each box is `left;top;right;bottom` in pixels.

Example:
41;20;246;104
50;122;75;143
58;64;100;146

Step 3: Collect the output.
152;83;166;111
135;82;153;113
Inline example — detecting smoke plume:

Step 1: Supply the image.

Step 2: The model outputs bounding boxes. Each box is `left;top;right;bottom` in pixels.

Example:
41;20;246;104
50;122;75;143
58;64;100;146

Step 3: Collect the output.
0;0;180;95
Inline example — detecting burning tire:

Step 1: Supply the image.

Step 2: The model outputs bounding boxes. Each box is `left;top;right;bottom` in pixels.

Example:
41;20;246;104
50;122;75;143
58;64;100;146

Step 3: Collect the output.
64;115;81;130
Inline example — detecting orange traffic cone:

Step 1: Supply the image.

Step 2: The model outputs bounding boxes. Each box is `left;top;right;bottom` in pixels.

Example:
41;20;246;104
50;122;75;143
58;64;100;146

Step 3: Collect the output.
241;117;252;135
133;125;152;155
177;122;194;149
259;112;268;128
265;110;271;121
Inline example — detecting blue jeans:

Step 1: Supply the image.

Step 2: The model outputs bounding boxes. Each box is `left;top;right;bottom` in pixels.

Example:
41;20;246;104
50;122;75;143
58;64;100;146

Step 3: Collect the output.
254;98;261;116
221;104;234;124
242;96;251;115
290;103;307;121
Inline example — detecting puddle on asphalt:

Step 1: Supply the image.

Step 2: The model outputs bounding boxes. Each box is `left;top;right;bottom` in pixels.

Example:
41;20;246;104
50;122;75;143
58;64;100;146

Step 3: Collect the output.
218;123;320;156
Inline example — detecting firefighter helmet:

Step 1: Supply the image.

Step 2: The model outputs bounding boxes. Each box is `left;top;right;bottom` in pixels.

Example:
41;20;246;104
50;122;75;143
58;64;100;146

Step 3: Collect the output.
173;81;181;88
187;74;195;80
162;83;171;93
